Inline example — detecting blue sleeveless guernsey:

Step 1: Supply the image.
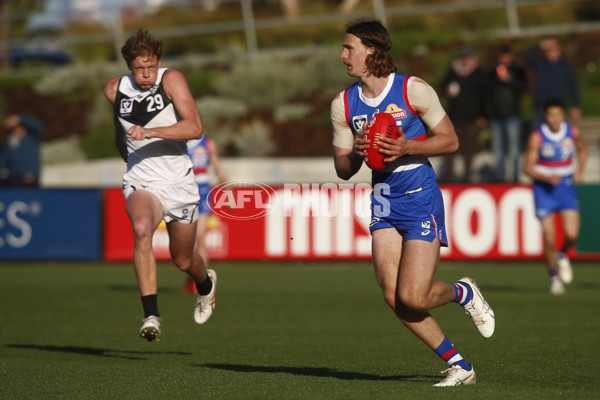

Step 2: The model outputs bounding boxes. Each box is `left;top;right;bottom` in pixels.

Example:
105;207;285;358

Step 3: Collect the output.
341;73;447;244
342;73;437;198
532;121;579;219
188;135;211;184
187;135;212;214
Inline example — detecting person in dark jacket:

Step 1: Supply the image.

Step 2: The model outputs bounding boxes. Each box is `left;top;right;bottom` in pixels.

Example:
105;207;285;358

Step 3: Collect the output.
0;114;44;187
525;37;580;128
486;44;528;183
439;45;487;183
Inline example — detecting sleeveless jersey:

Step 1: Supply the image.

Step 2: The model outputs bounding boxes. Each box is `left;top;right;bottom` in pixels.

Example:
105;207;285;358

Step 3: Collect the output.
533;121;576;179
114;68;193;184
187;136;211;184
532;121;578;218
340;73;437;199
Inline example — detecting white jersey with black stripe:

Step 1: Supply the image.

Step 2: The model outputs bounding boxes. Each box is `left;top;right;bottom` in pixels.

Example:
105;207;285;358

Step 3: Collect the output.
115;68;193;185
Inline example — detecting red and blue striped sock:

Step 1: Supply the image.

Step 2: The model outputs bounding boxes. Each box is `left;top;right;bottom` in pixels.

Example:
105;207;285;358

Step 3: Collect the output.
451;281;473;306
434;336;472;371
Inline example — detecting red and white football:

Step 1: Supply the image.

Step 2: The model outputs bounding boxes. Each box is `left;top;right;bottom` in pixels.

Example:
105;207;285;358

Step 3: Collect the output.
363;112;399;170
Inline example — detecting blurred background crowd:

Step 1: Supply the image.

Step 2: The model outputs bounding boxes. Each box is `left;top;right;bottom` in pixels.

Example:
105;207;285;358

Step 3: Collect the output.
1;0;599;186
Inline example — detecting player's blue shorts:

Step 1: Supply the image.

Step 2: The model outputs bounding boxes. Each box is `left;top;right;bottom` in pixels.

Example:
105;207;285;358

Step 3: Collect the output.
533;176;579;220
197;183;211;214
369;185;448;246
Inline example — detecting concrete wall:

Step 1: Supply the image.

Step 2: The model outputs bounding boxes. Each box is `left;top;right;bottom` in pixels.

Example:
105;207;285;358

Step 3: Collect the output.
39;117;600;188
40;151;599;188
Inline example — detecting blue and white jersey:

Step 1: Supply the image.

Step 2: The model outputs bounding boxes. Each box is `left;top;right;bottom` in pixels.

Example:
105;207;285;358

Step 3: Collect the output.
534;121;576;179
340;73;437;200
187;135;213;214
187;135;211;184
532;120;579;219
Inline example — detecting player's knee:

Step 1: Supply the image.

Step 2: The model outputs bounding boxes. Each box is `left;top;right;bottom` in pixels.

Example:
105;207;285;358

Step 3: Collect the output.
382;290;397;310
543;235;556;248
132;221;154;243
565;233;578;244
398;292;428;313
172;255;192;272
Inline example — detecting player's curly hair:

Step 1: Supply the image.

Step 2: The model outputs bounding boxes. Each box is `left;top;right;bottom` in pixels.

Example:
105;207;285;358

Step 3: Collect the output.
121;29;163;66
345;19;396;78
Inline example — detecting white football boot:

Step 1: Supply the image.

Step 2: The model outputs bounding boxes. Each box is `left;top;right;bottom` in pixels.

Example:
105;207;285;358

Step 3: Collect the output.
194;269;217;324
556;252;573;284
139;315;161;342
458;277;495;338
550;277;565;295
433;365;477;387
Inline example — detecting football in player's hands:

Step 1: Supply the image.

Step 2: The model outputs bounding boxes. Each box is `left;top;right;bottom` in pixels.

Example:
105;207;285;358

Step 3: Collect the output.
363;112;399;170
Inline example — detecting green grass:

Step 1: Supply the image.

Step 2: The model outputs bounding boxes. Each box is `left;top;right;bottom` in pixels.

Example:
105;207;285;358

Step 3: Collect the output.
1;261;599;399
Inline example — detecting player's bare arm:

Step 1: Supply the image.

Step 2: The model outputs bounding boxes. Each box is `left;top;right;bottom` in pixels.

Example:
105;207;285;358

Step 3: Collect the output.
377;78;458;161
572;125;587;183
104;78;119;104
134;69;202;141
124;69;203;141
333;145;365;180
523;132;541;180
104;78;128;161
523;132;561;185
208;138;228;183
331;95;365;180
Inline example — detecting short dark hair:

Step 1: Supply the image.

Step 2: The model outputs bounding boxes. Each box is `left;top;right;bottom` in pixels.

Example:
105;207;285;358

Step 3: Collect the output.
345;19;396;78
543;98;565;113
121;29;163;67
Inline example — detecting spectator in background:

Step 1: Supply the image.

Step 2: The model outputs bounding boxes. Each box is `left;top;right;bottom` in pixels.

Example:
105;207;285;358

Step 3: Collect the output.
486;44;528;183
525;37;580;128
523;99;587;295
439;45;487;183
0;114;44;187
183;134;228;294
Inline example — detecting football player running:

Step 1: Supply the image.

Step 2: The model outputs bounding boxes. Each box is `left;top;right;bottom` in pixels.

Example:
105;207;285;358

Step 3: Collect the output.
523;98;587;295
104;29;216;342
331;19;495;387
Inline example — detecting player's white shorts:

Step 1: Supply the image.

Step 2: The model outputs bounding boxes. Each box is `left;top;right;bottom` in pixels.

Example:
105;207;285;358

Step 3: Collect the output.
122;176;200;224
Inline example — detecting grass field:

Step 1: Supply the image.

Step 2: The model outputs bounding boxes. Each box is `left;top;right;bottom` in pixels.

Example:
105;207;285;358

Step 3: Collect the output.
1;260;599;400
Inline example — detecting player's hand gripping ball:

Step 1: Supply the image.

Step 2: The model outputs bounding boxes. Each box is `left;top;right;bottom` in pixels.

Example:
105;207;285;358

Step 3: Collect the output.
363;112;399;170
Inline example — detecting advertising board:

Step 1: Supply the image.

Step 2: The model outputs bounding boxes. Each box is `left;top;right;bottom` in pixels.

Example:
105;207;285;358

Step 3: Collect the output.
103;184;599;262
0;189;101;260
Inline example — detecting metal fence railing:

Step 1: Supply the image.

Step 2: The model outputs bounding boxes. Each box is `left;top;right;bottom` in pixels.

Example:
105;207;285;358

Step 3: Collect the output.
1;0;599;68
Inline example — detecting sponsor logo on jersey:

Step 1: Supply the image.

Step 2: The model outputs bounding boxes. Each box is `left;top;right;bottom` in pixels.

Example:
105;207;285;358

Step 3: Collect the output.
119;98;133;117
541;143;556;158
385;103;407;120
559;138;575;160
352;114;368;133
